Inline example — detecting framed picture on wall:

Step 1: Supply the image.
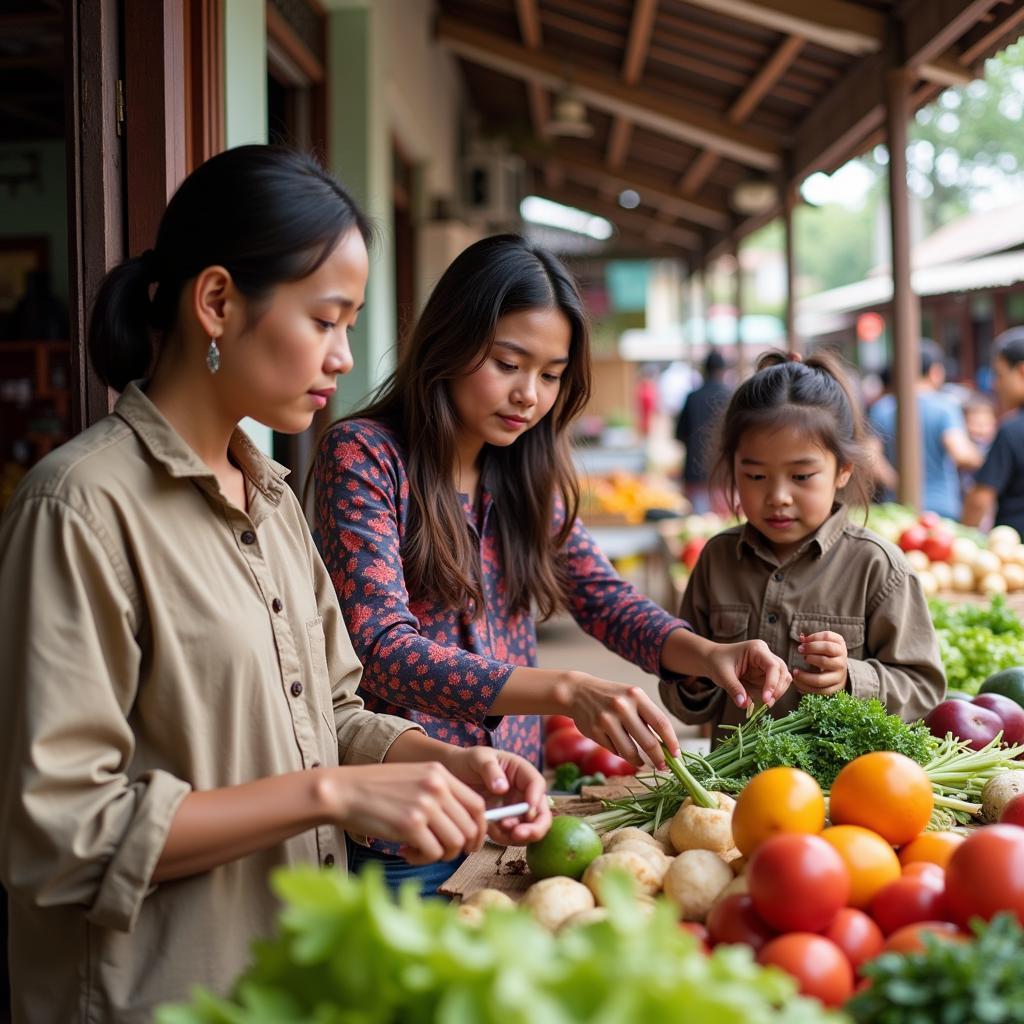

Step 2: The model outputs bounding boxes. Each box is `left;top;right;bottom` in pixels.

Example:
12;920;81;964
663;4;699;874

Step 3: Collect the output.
0;236;49;314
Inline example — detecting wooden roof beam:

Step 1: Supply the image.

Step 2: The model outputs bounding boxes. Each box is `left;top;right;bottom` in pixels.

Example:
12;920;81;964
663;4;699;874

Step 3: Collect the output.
901;0;1003;70
436;16;781;170
514;0;549;141
675;0;883;56
677;33;804;194
606;0;658;168
522;146;731;229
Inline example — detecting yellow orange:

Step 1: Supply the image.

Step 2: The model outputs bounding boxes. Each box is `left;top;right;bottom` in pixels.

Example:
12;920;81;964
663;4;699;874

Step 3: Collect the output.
898;831;965;870
821;825;902;908
731;767;825;856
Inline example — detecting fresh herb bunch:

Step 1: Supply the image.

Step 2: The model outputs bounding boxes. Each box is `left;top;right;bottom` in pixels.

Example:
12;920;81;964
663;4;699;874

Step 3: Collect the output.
847;913;1024;1024
929;596;1024;694
157;866;843;1024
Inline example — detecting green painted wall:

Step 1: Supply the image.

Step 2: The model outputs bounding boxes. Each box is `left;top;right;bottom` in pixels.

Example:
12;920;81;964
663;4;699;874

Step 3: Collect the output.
327;3;396;416
224;0;273;453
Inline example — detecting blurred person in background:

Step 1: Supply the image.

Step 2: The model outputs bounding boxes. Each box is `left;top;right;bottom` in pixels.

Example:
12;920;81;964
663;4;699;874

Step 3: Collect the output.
868;340;981;519
963;328;1024;535
675;350;732;513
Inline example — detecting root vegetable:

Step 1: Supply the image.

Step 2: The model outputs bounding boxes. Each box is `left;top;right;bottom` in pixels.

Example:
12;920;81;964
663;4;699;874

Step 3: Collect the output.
951;564;976;592
605;827;664;852
930;561;953;590
463;888;515;910
906;550;931;573
974;550;1003;579
662;849;734;921
455;904;485;926
611;841;672;885
982;773;1024;822
669;793;736;854
712;874;749;905
980;572;1008;596
952;537;979;566
522;876;595;931
583;850;661;900
918;570;938;597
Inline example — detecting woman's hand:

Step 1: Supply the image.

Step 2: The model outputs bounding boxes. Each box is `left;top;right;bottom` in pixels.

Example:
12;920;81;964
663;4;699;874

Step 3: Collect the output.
441;746;552;846
705;639;793;708
564;675;680;769
325;762;488;865
792;631;848;696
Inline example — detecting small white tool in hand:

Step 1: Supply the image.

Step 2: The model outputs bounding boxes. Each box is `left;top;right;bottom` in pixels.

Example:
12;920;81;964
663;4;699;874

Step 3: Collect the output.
483;801;531;822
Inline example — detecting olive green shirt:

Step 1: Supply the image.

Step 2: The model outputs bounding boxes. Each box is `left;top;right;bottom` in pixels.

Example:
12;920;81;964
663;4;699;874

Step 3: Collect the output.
0;384;420;1023
660;505;946;740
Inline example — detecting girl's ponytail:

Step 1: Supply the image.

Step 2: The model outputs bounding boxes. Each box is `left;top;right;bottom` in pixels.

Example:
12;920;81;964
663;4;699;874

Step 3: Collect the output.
87;252;157;391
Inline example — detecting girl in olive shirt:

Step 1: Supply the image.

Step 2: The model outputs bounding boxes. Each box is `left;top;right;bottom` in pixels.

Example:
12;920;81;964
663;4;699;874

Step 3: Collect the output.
0;147;549;1024
661;351;946;740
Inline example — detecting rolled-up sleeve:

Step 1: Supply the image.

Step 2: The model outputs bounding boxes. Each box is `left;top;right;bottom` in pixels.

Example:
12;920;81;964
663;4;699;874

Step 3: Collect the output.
845;565;946;722
0;496;191;933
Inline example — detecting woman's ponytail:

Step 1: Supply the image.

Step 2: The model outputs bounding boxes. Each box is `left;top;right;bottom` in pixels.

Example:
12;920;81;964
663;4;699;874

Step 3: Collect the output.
87;253;156;391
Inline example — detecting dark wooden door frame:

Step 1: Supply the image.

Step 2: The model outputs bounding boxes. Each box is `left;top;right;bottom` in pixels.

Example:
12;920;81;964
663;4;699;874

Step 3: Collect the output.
65;0;123;432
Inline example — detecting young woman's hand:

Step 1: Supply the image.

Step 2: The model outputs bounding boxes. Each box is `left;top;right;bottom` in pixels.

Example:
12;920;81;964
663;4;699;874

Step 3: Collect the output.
566;676;681;769
441;745;553;846
792;630;848;696
326;762;488;865
705;639;793;708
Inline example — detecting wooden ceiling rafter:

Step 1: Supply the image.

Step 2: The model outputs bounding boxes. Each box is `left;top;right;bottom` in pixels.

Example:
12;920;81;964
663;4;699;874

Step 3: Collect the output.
436;16;782;169
605;0;658;169
515;0;550;146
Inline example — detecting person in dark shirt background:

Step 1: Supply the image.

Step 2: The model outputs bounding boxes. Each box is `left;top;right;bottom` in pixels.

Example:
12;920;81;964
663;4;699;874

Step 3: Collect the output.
675;350;732;513
964;327;1024;536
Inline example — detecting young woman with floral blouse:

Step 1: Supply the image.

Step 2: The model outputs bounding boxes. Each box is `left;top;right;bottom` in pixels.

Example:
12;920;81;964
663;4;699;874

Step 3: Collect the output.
314;234;791;891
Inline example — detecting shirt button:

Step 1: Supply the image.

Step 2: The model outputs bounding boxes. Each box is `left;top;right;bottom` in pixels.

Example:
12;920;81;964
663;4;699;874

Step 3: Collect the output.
767;613;778;624
240;530;256;545
290;681;303;697
323;853;335;867
272;598;283;613
773;571;784;582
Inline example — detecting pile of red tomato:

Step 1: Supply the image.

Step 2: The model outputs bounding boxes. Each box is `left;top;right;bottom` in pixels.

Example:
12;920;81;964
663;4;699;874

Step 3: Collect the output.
543;715;638;778
691;752;1024;1008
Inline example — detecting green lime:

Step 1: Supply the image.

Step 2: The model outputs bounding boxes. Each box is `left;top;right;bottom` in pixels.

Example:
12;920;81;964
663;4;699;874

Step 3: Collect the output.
979;667;1024;709
526;816;603;880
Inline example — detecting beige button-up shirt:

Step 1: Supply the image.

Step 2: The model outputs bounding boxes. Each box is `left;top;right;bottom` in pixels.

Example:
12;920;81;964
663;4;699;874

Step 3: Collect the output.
0;384;419;1023
660;505;946;741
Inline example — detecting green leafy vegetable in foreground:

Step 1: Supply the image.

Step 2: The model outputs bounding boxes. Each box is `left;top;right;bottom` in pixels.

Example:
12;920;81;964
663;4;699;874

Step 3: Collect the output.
157;866;845;1024
847;913;1024;1024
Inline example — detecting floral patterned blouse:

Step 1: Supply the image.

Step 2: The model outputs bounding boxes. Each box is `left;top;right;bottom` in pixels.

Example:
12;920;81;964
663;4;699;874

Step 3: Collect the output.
314;418;689;774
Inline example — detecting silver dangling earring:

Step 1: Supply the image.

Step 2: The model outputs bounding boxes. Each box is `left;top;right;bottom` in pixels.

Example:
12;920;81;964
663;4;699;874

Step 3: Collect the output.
206;337;221;374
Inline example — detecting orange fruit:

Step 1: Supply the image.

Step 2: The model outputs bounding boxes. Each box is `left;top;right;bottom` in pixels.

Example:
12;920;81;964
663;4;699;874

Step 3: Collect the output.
731;766;825;856
525;816;603;880
898;831;965;870
821;825;902;908
828;752;933;846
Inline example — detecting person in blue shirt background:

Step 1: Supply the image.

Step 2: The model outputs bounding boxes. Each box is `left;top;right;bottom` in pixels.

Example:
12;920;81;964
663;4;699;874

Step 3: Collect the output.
869;339;982;519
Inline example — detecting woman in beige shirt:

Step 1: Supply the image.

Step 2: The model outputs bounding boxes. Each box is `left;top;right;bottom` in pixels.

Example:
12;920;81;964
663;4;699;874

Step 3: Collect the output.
661;350;945;741
0;146;551;1024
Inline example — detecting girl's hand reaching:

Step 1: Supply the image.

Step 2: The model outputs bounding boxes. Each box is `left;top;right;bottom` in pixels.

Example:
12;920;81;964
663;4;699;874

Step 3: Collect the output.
792;630;848;695
440;745;552;847
705;639;792;708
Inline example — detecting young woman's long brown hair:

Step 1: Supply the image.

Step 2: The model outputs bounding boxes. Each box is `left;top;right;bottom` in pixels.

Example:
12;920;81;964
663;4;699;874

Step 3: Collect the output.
324;234;592;619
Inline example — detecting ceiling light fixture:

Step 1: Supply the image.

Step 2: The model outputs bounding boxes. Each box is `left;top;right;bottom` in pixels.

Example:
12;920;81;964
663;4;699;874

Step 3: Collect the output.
546;82;594;138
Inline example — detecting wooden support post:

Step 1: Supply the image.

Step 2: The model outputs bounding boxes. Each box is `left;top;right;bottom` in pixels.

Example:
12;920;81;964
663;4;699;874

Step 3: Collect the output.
784;187;799;354
886;69;922;511
733;241;746;378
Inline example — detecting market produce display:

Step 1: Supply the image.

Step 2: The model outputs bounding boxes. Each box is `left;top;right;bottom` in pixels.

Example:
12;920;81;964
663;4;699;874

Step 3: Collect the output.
584;693;1024;834
578;471;686;524
158;865;842;1024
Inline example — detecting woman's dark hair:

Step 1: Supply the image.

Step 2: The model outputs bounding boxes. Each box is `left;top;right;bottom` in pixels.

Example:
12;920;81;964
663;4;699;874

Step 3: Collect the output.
995;326;1024;368
318;234;591;619
710;348;874;512
88;145;371;391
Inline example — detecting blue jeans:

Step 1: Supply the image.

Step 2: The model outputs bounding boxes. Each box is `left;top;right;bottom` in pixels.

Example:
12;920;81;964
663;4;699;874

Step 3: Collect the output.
345;836;465;899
